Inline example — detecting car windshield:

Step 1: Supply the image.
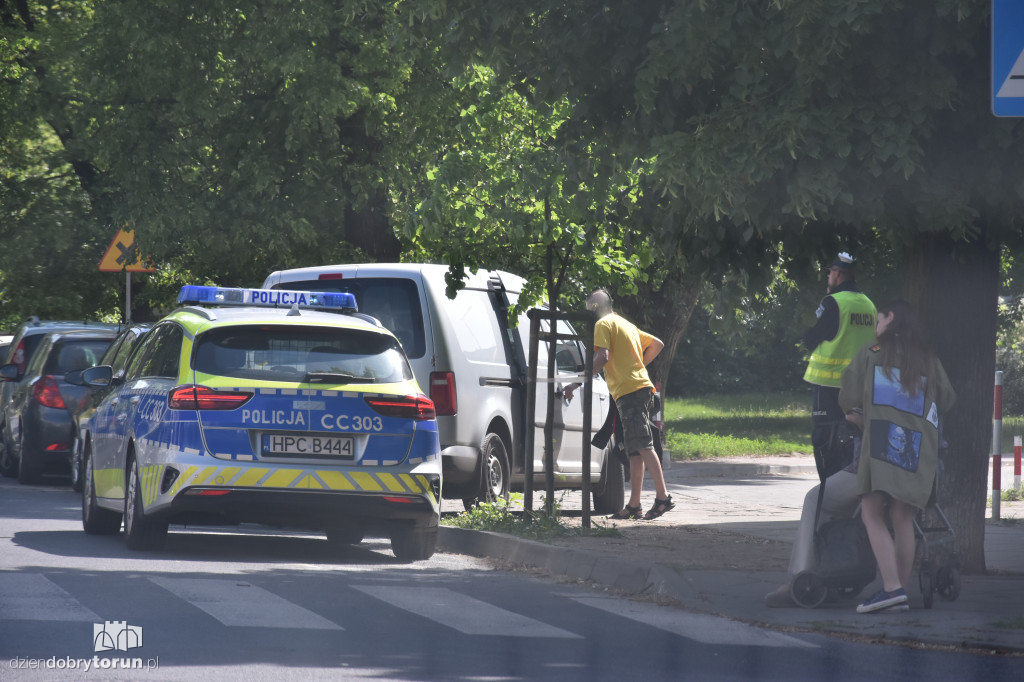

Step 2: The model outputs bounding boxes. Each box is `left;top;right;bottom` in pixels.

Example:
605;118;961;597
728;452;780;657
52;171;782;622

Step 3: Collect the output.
44;340;113;374
192;325;414;384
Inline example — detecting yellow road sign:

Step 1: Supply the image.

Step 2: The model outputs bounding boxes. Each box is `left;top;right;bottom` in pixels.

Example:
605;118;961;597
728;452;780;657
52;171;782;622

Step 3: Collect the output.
98;227;156;272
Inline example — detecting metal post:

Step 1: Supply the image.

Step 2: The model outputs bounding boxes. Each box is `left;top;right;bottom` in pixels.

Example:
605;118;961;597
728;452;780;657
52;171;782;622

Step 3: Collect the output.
580;314;595;529
523;313;540;513
993;454;1002;521
992;371;1003;520
125;271;132;325
1015;435;1022;490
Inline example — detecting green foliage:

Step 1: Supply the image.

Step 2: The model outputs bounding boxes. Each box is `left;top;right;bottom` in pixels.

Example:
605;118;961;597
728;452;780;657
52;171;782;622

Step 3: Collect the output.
443;493;620;540
1002;486;1023;503
662;393;811;459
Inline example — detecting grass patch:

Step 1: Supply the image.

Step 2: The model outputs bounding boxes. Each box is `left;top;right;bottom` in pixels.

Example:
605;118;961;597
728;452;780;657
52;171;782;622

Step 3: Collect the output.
442;493;621;541
1002;485;1023;502
993;616;1024;630
664;392;812;459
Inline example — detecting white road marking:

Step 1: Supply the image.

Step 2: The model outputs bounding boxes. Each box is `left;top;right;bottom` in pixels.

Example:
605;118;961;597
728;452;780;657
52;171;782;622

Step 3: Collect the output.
353;586;581;638
149;577;341;629
573;596;818;648
0;573;101;621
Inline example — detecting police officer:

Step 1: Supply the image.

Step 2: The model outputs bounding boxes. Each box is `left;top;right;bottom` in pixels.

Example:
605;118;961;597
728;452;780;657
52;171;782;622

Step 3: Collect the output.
802;252;876;463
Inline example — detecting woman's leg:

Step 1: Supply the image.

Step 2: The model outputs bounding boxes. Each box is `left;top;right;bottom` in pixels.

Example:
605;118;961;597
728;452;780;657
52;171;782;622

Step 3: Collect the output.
890;499;918;589
860;491;901;591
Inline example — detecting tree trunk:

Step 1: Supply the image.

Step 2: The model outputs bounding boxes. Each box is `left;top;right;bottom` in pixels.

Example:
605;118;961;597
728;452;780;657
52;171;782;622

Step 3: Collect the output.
618;269;703;399
907;231;999;574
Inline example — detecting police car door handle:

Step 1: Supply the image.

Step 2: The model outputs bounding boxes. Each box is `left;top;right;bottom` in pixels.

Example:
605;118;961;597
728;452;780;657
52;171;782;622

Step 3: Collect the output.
110;398;120;406
129;396;141;405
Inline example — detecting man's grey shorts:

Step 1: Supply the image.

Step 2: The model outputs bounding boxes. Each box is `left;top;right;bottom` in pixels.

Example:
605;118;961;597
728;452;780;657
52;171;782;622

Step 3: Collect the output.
615;388;655;456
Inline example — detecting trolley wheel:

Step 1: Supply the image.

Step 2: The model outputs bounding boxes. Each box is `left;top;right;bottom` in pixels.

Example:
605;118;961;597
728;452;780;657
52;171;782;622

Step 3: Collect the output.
936;565;961;601
791;571;828;609
920;569;934;609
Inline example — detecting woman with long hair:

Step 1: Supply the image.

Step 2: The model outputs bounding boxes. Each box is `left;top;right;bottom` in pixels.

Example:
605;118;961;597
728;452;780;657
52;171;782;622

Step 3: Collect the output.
839;300;956;613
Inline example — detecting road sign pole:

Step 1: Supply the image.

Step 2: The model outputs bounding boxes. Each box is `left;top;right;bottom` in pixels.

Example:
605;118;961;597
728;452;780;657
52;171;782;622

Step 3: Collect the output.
125;271;132;325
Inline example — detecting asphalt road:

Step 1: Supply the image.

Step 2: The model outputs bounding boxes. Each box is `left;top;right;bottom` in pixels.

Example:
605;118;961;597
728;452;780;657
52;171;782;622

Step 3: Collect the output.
0;476;1017;681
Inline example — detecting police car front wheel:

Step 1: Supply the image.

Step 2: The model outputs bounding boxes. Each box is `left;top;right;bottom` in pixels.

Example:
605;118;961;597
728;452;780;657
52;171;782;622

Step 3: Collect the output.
124;456;168;551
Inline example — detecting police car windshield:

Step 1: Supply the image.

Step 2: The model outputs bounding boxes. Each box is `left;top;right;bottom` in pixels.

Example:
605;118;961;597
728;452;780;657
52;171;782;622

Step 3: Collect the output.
193;326;413;384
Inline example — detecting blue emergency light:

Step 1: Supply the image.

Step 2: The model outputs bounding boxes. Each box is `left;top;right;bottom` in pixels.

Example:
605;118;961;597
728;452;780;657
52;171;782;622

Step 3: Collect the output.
177;285;358;313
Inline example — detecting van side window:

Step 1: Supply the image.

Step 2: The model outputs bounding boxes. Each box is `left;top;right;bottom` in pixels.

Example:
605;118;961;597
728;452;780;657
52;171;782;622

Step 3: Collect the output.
449;290;501;361
271;278;426;359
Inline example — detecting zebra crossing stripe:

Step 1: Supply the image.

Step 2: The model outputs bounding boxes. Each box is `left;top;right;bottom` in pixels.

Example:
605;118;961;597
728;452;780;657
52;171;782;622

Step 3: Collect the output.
149;578;341;630
0;574;101;622
353;586;581;638
572;596;818;648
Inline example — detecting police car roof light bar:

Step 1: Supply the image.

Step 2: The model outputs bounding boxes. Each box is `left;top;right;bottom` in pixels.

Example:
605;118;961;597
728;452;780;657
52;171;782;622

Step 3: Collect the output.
177;285;358;313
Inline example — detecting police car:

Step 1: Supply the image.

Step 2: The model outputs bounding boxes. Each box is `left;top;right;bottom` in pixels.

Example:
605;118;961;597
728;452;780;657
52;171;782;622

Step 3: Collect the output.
79;285;441;561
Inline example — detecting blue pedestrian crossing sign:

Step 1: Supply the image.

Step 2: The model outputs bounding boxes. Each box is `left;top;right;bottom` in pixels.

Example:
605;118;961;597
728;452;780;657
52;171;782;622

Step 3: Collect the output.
993;0;1024;116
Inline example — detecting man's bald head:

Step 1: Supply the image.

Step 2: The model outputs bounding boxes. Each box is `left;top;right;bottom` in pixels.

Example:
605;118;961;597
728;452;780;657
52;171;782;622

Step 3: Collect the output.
586;289;613;318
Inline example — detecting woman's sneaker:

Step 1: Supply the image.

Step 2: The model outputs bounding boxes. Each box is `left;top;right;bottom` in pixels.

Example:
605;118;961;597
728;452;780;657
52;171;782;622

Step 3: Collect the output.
856;587;909;613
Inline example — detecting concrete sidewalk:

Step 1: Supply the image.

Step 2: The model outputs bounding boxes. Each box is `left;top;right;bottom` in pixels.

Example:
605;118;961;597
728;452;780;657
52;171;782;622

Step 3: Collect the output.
438;456;1024;654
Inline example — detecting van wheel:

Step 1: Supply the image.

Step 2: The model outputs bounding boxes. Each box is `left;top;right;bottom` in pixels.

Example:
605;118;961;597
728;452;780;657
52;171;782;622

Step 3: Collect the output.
462;432;511;511
592;442;625;514
124;456;168;550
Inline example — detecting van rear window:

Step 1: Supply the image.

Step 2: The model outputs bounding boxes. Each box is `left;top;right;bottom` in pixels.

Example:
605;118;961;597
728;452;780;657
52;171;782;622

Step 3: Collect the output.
270;278;426;359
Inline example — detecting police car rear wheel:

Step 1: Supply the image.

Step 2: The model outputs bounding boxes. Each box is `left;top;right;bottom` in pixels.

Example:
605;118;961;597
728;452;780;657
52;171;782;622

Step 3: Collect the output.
326;526;365;545
124;456;168;551
391;527;437;562
82;446;121;535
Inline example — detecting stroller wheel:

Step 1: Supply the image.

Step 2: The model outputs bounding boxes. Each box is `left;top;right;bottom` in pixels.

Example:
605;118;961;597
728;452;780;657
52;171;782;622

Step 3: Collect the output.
936;565;961;601
920;570;934;609
791;571;828;609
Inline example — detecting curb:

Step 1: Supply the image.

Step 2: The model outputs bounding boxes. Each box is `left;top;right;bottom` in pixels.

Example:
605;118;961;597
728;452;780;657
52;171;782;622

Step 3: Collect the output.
438;526;697;602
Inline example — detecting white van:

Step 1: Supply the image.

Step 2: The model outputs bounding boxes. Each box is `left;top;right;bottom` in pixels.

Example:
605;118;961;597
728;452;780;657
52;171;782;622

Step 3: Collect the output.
260;263;625;512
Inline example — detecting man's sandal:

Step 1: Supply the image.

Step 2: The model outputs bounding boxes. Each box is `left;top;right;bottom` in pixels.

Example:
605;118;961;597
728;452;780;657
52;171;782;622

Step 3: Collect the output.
643;496;675;520
608;504;643;520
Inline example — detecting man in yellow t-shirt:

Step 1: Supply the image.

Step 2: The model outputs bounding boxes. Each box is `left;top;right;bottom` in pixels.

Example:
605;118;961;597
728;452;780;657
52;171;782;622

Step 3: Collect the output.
570;289;671;520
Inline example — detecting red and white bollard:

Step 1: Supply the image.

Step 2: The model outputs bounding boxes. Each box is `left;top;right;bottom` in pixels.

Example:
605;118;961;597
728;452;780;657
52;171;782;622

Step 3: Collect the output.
992;371;1002;520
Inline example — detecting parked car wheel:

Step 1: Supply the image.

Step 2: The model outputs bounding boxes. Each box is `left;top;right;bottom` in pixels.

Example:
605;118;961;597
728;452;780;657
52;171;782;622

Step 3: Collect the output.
69;438;85;492
0;437;17;478
81;444;121;535
17;435;42;485
462;432;510;510
391;527;437;562
123;455;168;551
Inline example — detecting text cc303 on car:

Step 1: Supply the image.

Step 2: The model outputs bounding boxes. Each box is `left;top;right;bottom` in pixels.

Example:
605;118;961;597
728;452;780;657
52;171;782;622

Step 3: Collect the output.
78;285;442;561
261;263;626;513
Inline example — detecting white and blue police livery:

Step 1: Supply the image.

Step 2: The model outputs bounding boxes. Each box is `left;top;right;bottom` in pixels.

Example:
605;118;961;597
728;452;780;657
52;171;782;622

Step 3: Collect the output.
80;285;442;561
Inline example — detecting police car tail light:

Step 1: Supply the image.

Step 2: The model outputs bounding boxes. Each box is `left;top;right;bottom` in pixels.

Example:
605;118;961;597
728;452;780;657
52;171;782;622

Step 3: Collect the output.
429;371;457;416
364;395;436;421
168;385;253;410
33;376;66;409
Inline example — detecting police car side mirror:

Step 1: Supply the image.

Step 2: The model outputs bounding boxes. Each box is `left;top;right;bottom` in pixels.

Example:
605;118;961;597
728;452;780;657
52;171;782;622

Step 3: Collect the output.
81;365;113;388
0;364;18;381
